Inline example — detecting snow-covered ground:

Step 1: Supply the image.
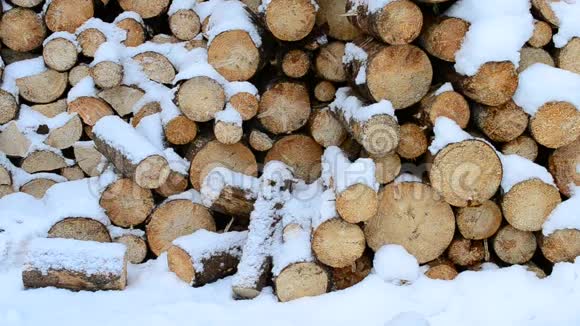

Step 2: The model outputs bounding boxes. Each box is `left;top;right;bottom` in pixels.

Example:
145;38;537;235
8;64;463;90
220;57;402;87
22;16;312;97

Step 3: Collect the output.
2;254;580;326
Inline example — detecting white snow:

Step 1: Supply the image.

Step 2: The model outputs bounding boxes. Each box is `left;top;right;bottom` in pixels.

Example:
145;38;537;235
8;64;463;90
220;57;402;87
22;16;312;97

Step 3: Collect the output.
513;63;580;117
67;77;97;102
446;0;534;76
542;187;580;236
428;117;473;155
551;0;580;47
76;18;128;45
224;81;259;100
163;148;190;175
168;0;197;16
173;230;247;273
0;153;66;190
215;104;242;126
43;32;81;52
343;43;367;85
346;0;392;14
165;189;203;205
322;146;379;194
394;173;422;184
206;1;262;47
108;226;145;239
330;87;396;123
498;153;556;193
93;116;165;164
434;82;454;96
1;57;47;98
200;167;260;207
113;11;144;25
373;245;420;284
135;113;165;150
24;238;126;276
259;0;319;13
386;312;429;326
272;224;312;276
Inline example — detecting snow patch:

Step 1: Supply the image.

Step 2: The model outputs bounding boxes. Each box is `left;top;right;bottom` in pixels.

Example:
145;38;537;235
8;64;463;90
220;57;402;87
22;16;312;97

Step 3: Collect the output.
428;117;473;155
330;87;396;123
215;104;242;126
542;187;580;236
373;245;420;284
498;153;556;193
434;82;454;96
551;1;580;47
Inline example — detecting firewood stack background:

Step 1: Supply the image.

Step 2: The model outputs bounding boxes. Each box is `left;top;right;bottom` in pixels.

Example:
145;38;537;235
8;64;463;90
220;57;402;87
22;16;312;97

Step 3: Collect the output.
0;0;578;302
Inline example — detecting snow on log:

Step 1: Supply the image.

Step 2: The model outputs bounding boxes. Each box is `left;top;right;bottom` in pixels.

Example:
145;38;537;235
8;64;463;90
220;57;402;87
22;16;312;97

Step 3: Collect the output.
329;87;399;157
321;146;378;224
108;226;147;264
513;63;580;149
541;188;580;263
168;230;247;287
265;135;322;183
231;161;294;300
93;116;170;189
201;167;260;218
428;118;502;207
23;238;127;291
342;41;432;110
346;0;422;45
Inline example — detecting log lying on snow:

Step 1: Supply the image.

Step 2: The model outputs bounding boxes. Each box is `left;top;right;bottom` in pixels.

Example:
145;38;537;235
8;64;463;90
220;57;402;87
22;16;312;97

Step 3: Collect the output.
93;116;171;189
99;178;155;228
146;195;216;256
329;87;400;157
321;146;378;224
231;162;294;300
23;238;126;291
364;181;455;264
168;230;247;287
262;0;317;42
201;167;259;218
108;226;148;264
48;217;112;243
346;0;423;45
343;41;432;110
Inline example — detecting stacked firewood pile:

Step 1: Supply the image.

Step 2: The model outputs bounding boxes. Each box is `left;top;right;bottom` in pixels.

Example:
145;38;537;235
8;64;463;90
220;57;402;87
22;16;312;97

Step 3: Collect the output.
0;0;578;301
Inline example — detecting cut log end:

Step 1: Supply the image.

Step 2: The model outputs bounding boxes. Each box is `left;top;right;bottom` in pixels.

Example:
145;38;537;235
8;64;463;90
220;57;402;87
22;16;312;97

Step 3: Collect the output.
528;20;553;48
78;29;106;58
336;184;378;224
530;101;580;149
331;254;372;290
169;9;201;41
214;121;243;145
43;38;78;72
315;42;347;83
165;116;198;145
420;90;470;128
45;0;94;33
282;49;311;79
118;0;170;19
549;137;579;197
117;18;146;47
208;30;261;82
99;178;155;228
456;200;502;240
0;8;47;52
265;0;317;42
501;135;539;162
114;234;147;264
133;51;176;84
447;237;485;267
309;108;347;148
91;61;124;89
556;37;580;75
493;225;536;265
275;262;329;302
134;155;171;189
176;76;225;122
420;17;468;62
539;229;580;264
314;81;337;103
229;92;259;121
265;135;322;183
425;264;458;280
20;179;58;199
474;101;528;143
16;70;68;104
457;61;518;107
396;123;428;160
258;82;311;135
312;218;366;268
249;130;274;152
48;218;112;243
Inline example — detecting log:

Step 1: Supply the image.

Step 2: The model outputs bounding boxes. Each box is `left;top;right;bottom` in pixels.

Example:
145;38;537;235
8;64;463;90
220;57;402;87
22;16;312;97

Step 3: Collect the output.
11;0;43;7
456;200;503;240
113;233;147;264
518;47;554;73
0;165;11;186
146;199;216;256
314;81;336;103
329;87;400;157
330;254;372;290
43;37;79;72
61;165;85;181
315;42;347;82
493;225;536;265
363;151;401;185
364;182;455;264
45;0;94;33
472;101;528;143
214;107;243;145
528;20;553;48
346;0;423;45
93;116;171;189
249;130;273;152
502;179;562;231
69;64;92;86
454;61;519;107
118;0;170;19
23;238;126;291
155;169;189;198
312;217;366;268
116;16;146;47
169;9;201;41
0;8;47;52
274;261;329;302
31;99;68;118
164;115;198;145
0;90;19;124
265;135;322;183
21;151;68;173
133;52;176;84
45;115;83;149
500;135;539;162
531;0;559;26
91;61;124;89
175;76;226;122
99;178;155;228
447;236;485;267
555;37;580;74
168;230;247;286
48;217;112;242
425;263;458;281
227;84;259;121
77;29;106;58
74;141;107;177
549;137;579;197
0;185;14;199
344;41;432;109
316;0;361;41
20;178;58;199
189;140;258;190
430;139;502;207
98;86;145;117
231;162;294;299
0;122;30;157
539;229;580;263
258;81;311;135
419;16;468;62
417;87;470;128
281;49;311;79
529;101;580;149
396;123;428;160
263;0;317;42
201;167;259;218
309;107;347;148
16;70;68;104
